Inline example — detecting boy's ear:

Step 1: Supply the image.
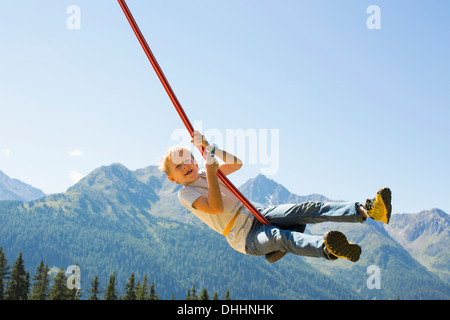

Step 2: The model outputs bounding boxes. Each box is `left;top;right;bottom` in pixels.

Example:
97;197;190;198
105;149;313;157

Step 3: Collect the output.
167;176;178;184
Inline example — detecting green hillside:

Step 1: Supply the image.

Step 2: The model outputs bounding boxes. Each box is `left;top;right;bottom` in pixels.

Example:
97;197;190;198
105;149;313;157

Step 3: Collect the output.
0;200;355;300
0;163;449;299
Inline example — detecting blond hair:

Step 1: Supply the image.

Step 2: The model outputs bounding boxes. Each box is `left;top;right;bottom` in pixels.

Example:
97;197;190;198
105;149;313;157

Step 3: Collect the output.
158;146;193;176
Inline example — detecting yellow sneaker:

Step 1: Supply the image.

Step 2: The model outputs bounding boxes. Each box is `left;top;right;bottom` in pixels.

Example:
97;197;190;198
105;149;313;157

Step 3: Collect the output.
364;188;392;224
323;231;361;262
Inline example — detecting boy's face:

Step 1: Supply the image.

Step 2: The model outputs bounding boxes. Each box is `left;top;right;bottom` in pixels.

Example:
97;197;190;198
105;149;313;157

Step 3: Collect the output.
167;149;199;186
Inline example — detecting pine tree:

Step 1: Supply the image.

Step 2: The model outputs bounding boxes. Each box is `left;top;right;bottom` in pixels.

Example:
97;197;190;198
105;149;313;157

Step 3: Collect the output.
124;273;136;300
212;291;219;300
104;272;119;300
25;271;30;298
0;247;10;300
88;275;102;300
185;288;191;300
69;287;83;300
29;260;50;300
190;283;198;300
225;289;231;300
49;268;72;300
149;280;159;300
136;274;149;300
5;252;29;300
199;288;209;300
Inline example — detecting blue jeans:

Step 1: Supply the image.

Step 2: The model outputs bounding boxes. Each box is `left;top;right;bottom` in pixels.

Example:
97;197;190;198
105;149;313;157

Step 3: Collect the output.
245;202;364;259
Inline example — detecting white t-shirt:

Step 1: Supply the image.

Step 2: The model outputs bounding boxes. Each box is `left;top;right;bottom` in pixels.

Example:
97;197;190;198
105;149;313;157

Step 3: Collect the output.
178;169;254;254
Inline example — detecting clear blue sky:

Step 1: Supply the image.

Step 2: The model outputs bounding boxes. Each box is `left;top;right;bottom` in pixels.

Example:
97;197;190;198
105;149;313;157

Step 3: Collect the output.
1;1;449;214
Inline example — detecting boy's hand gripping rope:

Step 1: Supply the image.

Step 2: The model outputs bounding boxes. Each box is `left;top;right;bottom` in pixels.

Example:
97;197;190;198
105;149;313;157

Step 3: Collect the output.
117;0;270;226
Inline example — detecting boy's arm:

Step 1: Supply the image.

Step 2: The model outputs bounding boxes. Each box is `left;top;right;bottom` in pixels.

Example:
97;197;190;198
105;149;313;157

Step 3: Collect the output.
191;153;224;214
192;131;242;176
212;146;242;176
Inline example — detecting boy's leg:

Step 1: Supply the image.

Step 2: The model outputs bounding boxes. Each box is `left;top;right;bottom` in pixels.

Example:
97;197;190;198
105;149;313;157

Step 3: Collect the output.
265;250;287;263
257;202;362;263
259;201;365;228
264;224;305;263
246;223;361;262
245;223;329;259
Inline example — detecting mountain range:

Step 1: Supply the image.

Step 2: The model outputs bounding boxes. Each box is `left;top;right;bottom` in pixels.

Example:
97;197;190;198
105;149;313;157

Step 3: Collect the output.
0;164;449;299
0;170;46;202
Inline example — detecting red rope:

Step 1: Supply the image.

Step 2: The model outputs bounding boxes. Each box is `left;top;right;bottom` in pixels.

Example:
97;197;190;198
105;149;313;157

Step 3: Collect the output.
118;0;270;225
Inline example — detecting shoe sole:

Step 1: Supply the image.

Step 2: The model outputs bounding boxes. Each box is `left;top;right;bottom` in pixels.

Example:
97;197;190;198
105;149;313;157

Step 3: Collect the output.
323;231;361;262
376;188;392;224
265;251;287;263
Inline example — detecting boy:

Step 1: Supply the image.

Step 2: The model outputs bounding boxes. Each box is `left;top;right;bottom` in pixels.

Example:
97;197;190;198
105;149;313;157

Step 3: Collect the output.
159;131;392;263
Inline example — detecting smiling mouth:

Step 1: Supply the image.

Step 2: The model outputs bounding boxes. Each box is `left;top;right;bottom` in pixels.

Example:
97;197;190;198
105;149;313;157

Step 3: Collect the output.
184;169;193;176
